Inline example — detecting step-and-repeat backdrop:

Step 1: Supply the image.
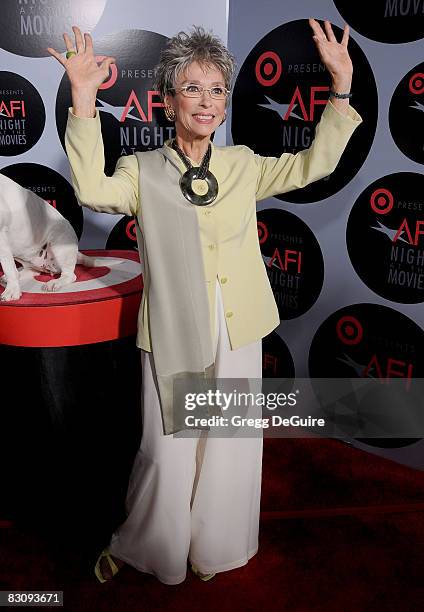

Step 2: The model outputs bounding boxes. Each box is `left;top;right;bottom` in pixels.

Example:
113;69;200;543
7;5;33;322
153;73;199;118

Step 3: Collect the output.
228;0;424;468
1;0;423;468
0;0;227;247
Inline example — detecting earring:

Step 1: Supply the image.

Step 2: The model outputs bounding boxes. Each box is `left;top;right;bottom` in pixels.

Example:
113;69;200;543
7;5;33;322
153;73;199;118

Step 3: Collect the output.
220;112;227;126
164;105;176;121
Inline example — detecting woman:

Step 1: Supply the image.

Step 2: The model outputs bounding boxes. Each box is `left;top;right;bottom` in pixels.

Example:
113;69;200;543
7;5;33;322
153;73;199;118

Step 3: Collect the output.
48;20;361;585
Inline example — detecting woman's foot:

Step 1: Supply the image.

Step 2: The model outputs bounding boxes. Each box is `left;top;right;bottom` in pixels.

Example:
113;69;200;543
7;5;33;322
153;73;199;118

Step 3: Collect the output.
94;548;125;583
191;563;216;581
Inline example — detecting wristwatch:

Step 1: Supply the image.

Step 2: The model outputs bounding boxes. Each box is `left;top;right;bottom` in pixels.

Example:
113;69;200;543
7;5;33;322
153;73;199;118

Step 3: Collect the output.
329;90;352;99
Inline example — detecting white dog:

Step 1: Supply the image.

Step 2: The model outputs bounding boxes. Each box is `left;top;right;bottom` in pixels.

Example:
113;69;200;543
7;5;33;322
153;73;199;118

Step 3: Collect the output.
0;173;110;301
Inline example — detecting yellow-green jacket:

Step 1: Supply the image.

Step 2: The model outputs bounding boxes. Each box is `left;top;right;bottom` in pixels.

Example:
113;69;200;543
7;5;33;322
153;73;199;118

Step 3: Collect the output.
65;100;362;351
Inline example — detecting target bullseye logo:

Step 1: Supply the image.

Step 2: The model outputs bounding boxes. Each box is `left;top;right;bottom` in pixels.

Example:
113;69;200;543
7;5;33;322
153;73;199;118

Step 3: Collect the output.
336;315;363;346
33;265;110;284
257;221;269;244
309;303;424;448
347;172;424;304
255;51;283;87
125;220;137;242
409;72;424;95
97;57;119;91
0;251;142;348
12;256;141;296
370;188;394;215
231;19;376;203
390;62;424;165
107;216;139;251
56;30;174;176
309;304;424;380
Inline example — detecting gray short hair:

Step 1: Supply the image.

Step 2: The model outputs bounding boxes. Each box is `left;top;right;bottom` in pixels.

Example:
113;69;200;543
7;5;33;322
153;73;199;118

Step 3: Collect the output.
155;26;235;100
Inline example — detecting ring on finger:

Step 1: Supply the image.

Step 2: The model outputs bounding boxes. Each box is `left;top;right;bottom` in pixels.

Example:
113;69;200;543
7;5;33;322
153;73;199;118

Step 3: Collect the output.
66;50;77;59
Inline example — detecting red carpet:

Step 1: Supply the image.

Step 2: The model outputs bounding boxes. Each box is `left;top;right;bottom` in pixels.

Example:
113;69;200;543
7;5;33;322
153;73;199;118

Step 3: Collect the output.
1;438;423;611
262;438;424;514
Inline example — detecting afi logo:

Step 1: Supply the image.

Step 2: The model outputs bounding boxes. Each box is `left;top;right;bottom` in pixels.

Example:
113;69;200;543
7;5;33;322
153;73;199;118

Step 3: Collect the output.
121;90;164;123
285;85;328;122
263;353;278;374
393;219;424;246
94;58;163;122
363;355;413;391
0;100;26;118
267;247;302;273
255;51;329;121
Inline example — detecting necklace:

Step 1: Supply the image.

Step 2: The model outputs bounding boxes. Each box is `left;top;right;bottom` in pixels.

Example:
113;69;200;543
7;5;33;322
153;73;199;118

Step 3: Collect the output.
171;140;218;206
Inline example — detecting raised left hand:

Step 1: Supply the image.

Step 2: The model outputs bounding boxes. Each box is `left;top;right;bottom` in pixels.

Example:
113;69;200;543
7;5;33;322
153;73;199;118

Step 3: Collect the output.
309;19;353;85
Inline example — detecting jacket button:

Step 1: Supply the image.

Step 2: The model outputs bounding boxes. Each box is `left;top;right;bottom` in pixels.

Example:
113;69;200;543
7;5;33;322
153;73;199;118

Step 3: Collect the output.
225;311;233;318
208;243;216;250
220;277;228;284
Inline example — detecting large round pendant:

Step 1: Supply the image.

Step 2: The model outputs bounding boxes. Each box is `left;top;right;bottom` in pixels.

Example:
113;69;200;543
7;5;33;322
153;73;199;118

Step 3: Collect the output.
180;167;218;206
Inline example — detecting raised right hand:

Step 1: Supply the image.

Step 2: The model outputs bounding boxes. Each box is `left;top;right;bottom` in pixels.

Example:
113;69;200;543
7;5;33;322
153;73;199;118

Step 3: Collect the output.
47;25;115;97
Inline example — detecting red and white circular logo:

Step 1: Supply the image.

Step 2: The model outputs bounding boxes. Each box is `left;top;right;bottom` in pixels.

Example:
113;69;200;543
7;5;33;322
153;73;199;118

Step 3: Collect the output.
258;208;324;319
309;302;424;448
389;62;424;165
106;216;139;251
231;19;376;203
347;172;424;304
55;29;174;176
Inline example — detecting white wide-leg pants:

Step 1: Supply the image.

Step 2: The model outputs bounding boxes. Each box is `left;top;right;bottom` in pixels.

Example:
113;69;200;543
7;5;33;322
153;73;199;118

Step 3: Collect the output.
109;281;263;585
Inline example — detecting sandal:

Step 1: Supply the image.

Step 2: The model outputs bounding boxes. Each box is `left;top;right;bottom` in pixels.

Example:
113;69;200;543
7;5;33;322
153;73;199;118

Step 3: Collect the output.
94;547;122;583
191;563;216;581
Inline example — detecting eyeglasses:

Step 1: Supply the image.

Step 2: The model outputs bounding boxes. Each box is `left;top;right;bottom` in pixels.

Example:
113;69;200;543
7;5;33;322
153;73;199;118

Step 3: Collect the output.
171;84;230;100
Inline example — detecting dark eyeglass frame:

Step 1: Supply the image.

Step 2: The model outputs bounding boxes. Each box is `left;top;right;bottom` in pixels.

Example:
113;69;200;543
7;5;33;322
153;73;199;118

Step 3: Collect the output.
169;84;231;99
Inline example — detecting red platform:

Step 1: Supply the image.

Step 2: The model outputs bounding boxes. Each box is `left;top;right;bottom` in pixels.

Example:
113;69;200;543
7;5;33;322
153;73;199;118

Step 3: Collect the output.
0;250;142;347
